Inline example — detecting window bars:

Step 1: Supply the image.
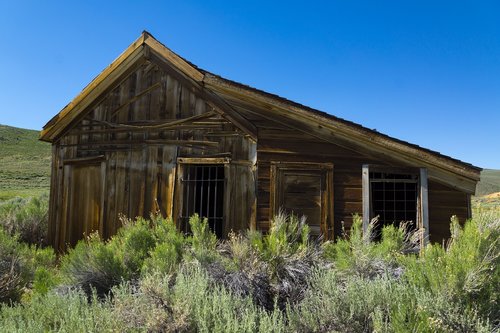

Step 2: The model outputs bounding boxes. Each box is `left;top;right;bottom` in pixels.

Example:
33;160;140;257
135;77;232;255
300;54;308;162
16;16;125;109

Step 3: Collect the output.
370;172;418;236
180;164;225;237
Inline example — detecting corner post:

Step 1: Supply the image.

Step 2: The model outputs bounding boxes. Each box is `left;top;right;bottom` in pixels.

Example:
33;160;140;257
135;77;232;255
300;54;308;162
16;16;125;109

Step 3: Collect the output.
362;164;370;233
419;168;429;246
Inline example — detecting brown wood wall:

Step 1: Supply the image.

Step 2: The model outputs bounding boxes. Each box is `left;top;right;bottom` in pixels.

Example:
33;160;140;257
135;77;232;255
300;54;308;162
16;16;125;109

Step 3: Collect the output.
253;125;386;237
48;60;256;251
428;180;469;245
47;57;473;251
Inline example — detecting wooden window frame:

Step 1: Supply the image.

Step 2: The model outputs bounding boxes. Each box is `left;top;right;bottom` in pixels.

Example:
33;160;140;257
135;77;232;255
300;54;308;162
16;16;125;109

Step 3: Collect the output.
174;157;230;235
362;164;429;245
270;162;334;239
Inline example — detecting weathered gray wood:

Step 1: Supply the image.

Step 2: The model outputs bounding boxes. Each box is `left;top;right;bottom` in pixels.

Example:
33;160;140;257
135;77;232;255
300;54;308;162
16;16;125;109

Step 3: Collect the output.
362;164;370;234
419;168;429;245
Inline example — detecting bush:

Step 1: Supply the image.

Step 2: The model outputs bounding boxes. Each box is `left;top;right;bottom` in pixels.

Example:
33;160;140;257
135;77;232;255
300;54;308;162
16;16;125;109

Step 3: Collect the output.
0;290;121;332
109;216;157;278
322;215;419;279
248;213;320;309
108;266;285;332
187;214;218;264
59;233;126;298
287;269;407;332
1;209;498;332
142;214;185;276
402;212;500;326
0;229;56;304
0;194;48;247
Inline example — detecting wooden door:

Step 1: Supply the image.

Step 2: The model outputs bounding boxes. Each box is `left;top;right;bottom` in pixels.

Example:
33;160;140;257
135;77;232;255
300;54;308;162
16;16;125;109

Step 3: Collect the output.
271;162;333;238
62;162;105;247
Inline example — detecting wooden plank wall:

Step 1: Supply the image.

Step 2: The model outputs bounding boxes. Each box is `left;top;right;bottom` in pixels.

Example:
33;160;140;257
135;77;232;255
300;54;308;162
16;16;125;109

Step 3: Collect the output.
254;125;383;238
428;180;469;245
49;60;256;250
47;57;473;249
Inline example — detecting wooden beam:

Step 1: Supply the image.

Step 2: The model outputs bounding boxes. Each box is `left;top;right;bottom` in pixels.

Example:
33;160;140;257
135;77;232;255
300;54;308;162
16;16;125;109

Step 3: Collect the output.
62;155;105;165
60;139;219;148
110;82;162;119
362;164;370;234
419;168;429;246
91;111;217;130
146;49;257;141
177;157;231;164
143;33;204;82
202;89;258;141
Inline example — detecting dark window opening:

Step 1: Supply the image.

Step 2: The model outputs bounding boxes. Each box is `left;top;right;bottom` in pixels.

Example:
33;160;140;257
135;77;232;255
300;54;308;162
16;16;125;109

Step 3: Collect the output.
180;164;224;238
370;172;418;239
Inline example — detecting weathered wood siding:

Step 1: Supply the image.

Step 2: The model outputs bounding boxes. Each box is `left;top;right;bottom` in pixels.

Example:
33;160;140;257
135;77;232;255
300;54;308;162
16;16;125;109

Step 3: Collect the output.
46;50;474;251
255;127;385;238
48;59;256;251
428;180;469;244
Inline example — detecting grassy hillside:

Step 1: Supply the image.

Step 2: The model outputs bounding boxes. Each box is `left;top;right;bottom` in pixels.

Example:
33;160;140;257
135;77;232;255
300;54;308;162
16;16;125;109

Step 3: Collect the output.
0;124;51;200
476;169;500;196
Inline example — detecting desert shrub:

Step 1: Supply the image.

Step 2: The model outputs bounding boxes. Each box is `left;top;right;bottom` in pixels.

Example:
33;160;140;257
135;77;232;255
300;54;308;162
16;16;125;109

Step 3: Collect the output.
111;265;285;333
59;233;126;298
0;251;26;304
287;269;408;332
402;212;500;326
109;216;157;278
173;265;285;332
253;213;310;262
249;213;320;309
142;214;185;276
187;214;218;264
0;194;48;247
32;266;60;296
214;232;273;309
0;290;121;332
111;275;190;332
0;229;56;304
322;215;419;279
411;290;494;333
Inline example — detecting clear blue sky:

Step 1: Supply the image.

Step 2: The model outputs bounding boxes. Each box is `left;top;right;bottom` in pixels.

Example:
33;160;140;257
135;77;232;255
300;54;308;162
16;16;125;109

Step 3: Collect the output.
0;1;499;169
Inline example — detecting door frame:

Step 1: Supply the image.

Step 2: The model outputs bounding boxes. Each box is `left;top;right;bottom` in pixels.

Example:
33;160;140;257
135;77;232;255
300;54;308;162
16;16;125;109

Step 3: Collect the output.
270;161;334;239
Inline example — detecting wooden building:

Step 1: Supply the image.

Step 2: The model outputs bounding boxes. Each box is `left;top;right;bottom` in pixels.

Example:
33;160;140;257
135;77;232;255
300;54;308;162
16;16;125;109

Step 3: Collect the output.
40;32;481;251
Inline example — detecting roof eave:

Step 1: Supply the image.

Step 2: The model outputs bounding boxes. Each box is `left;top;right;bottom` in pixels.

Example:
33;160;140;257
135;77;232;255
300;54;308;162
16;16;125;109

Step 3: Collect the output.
202;72;481;185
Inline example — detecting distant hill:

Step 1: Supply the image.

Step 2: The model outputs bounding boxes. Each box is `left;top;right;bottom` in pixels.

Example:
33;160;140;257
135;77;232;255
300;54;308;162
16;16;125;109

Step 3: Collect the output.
0;124;51;200
476;169;500;196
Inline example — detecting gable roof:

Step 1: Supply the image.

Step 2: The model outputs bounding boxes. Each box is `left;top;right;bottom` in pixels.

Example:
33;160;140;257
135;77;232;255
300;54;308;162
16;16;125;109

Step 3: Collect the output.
40;31;256;142
41;31;481;193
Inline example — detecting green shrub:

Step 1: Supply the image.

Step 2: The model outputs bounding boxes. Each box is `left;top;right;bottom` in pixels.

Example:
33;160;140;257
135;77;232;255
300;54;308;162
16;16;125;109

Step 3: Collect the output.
0;194;48;247
0;229;56;304
255;213;310;262
249;213;320;309
0;290;121;332
109;266;284;332
402;212;500;325
142;214;185;276
188;214;218;264
0;211;498;332
173;265;285;332
60;233;126;298
109;216;157;278
287;269;406;332
322;215;418;279
32;267;60;296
